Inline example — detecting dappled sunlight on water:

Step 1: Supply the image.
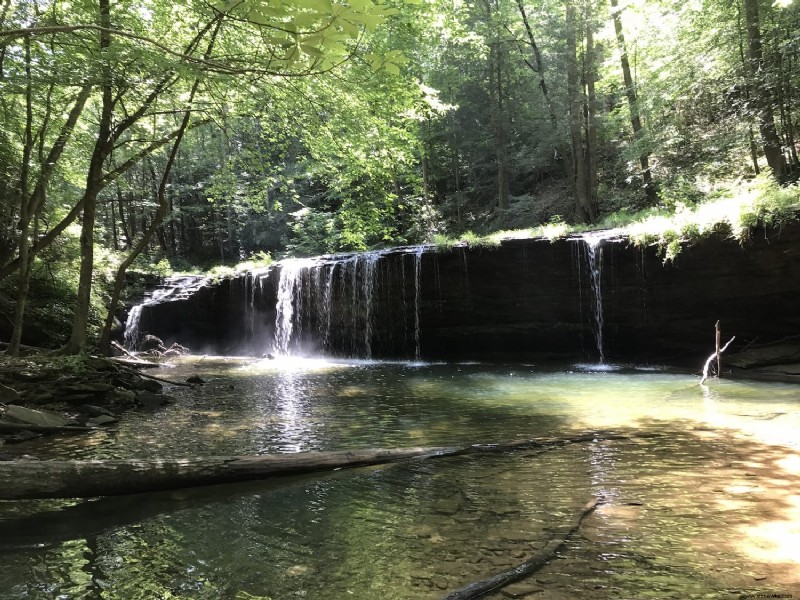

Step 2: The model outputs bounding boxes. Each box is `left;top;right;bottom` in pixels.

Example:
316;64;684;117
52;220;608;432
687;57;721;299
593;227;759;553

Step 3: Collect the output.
1;359;800;598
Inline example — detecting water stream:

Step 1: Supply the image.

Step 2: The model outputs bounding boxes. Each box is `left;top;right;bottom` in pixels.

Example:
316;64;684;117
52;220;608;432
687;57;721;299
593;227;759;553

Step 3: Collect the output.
2;359;799;599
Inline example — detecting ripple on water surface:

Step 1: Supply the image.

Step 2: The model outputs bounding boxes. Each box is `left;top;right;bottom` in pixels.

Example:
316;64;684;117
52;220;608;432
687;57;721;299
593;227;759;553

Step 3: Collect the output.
1;359;799;599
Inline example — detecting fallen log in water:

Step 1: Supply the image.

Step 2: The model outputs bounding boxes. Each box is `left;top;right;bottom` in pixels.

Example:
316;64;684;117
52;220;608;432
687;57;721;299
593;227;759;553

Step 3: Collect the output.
442;497;602;600
0;431;655;500
0;422;97;434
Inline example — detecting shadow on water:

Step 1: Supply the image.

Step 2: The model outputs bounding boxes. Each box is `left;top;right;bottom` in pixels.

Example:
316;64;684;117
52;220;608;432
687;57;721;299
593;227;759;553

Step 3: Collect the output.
0;466;389;553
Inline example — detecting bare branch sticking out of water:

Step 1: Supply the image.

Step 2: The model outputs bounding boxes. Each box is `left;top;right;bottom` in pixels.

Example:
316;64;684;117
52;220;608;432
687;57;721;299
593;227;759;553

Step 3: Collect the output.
700;336;736;385
441;496;603;600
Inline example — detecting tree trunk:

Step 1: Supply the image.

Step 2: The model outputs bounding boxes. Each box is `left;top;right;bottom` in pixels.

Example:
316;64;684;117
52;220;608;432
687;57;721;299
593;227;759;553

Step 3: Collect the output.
7;34;34;357
64;0;113;355
0;447;459;499
744;0;786;180
566;1;591;223
585;1;598;222
514;0;558;129
98;19;223;352
443;497;601;600
0;432;649;499
609;0;655;201
489;39;511;210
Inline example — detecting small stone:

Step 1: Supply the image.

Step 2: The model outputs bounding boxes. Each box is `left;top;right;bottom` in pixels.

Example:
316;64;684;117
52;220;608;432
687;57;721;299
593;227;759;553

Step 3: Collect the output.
86;415;119;427
6;430;40;443
501;583;544;598
136;378;163;393
114;376;162;393
78;404;114;417
111;388;137;405
488;556;515;568
61;393;99;404
135;390;166;409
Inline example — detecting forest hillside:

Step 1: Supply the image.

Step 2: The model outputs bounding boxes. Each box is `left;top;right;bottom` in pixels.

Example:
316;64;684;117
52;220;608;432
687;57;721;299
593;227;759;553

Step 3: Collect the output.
0;0;799;352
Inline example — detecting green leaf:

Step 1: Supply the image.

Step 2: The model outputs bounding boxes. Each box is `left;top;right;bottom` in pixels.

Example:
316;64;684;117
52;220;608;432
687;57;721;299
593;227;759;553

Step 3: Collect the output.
292;12;327;28
350;13;383;31
300;45;325;57
302;0;334;11
347;0;374;11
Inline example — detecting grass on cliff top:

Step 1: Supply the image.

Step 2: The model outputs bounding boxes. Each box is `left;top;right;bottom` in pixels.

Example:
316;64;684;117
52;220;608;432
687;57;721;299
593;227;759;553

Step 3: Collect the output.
433;174;800;261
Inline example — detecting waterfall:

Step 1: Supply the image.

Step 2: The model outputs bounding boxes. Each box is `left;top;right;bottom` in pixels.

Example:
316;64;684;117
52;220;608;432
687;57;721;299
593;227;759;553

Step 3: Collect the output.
413;247;424;360
123;305;143;349
361;252;381;358
274;258;319;355
321;263;336;351
267;247;426;359
580;232;606;363
123;275;207;350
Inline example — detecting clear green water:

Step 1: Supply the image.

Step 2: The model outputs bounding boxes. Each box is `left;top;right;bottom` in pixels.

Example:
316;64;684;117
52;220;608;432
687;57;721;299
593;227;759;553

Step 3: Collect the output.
1;359;799;599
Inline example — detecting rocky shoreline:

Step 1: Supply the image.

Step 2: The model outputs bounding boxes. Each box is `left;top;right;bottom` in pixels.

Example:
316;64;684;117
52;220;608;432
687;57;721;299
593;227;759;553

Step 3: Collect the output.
0;354;187;447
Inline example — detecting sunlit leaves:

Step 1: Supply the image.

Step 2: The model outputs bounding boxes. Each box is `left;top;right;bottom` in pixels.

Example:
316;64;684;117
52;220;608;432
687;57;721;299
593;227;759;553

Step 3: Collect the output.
213;0;402;72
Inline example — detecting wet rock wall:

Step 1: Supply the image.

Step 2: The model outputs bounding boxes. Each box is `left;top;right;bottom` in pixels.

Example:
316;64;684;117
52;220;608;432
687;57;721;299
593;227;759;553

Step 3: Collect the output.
134;222;800;364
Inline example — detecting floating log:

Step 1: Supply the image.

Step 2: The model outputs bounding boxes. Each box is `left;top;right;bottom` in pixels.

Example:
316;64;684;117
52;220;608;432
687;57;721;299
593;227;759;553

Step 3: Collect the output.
0;422;97;434
115;362;192;387
0;431;655;500
0;446;461;500
442;497;602;600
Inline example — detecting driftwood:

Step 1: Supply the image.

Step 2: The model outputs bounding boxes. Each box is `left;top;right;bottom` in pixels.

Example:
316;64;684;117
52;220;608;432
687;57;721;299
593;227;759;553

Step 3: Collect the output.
0;422;97;434
110;340;138;359
115;362;192;387
108;356;161;369
442;497;602;600
700;335;735;384
0;431;651;500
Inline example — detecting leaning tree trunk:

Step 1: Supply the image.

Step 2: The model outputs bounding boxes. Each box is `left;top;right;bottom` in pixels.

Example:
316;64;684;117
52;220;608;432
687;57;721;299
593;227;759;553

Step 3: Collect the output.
98;18;223;352
64;0;114;355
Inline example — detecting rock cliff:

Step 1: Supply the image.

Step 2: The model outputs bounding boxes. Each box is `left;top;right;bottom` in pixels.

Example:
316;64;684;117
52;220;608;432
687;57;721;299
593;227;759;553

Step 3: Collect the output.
132;222;800;366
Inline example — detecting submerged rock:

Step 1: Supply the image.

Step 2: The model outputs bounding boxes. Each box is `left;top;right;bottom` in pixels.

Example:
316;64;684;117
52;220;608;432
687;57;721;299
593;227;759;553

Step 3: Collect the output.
85;415;119;427
0;383;20;403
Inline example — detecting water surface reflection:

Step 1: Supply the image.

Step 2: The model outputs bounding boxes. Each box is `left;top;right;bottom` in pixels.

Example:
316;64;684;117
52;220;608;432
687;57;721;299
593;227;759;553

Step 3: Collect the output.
1;359;799;599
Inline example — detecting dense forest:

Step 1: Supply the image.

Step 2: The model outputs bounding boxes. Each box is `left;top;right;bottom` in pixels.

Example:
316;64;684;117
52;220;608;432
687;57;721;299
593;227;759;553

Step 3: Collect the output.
0;0;799;353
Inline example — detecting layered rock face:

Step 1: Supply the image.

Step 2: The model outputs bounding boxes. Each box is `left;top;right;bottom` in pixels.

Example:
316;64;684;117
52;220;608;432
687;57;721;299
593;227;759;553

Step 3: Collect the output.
129;222;800;364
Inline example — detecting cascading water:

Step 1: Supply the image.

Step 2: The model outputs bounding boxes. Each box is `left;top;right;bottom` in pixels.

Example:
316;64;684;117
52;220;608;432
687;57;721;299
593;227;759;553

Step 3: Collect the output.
321;263;336;351
413;247;424;360
579;232;606;364
123;275;207;350
273;258;319;355
361;252;381;358
267;247;424;360
123;305;144;349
